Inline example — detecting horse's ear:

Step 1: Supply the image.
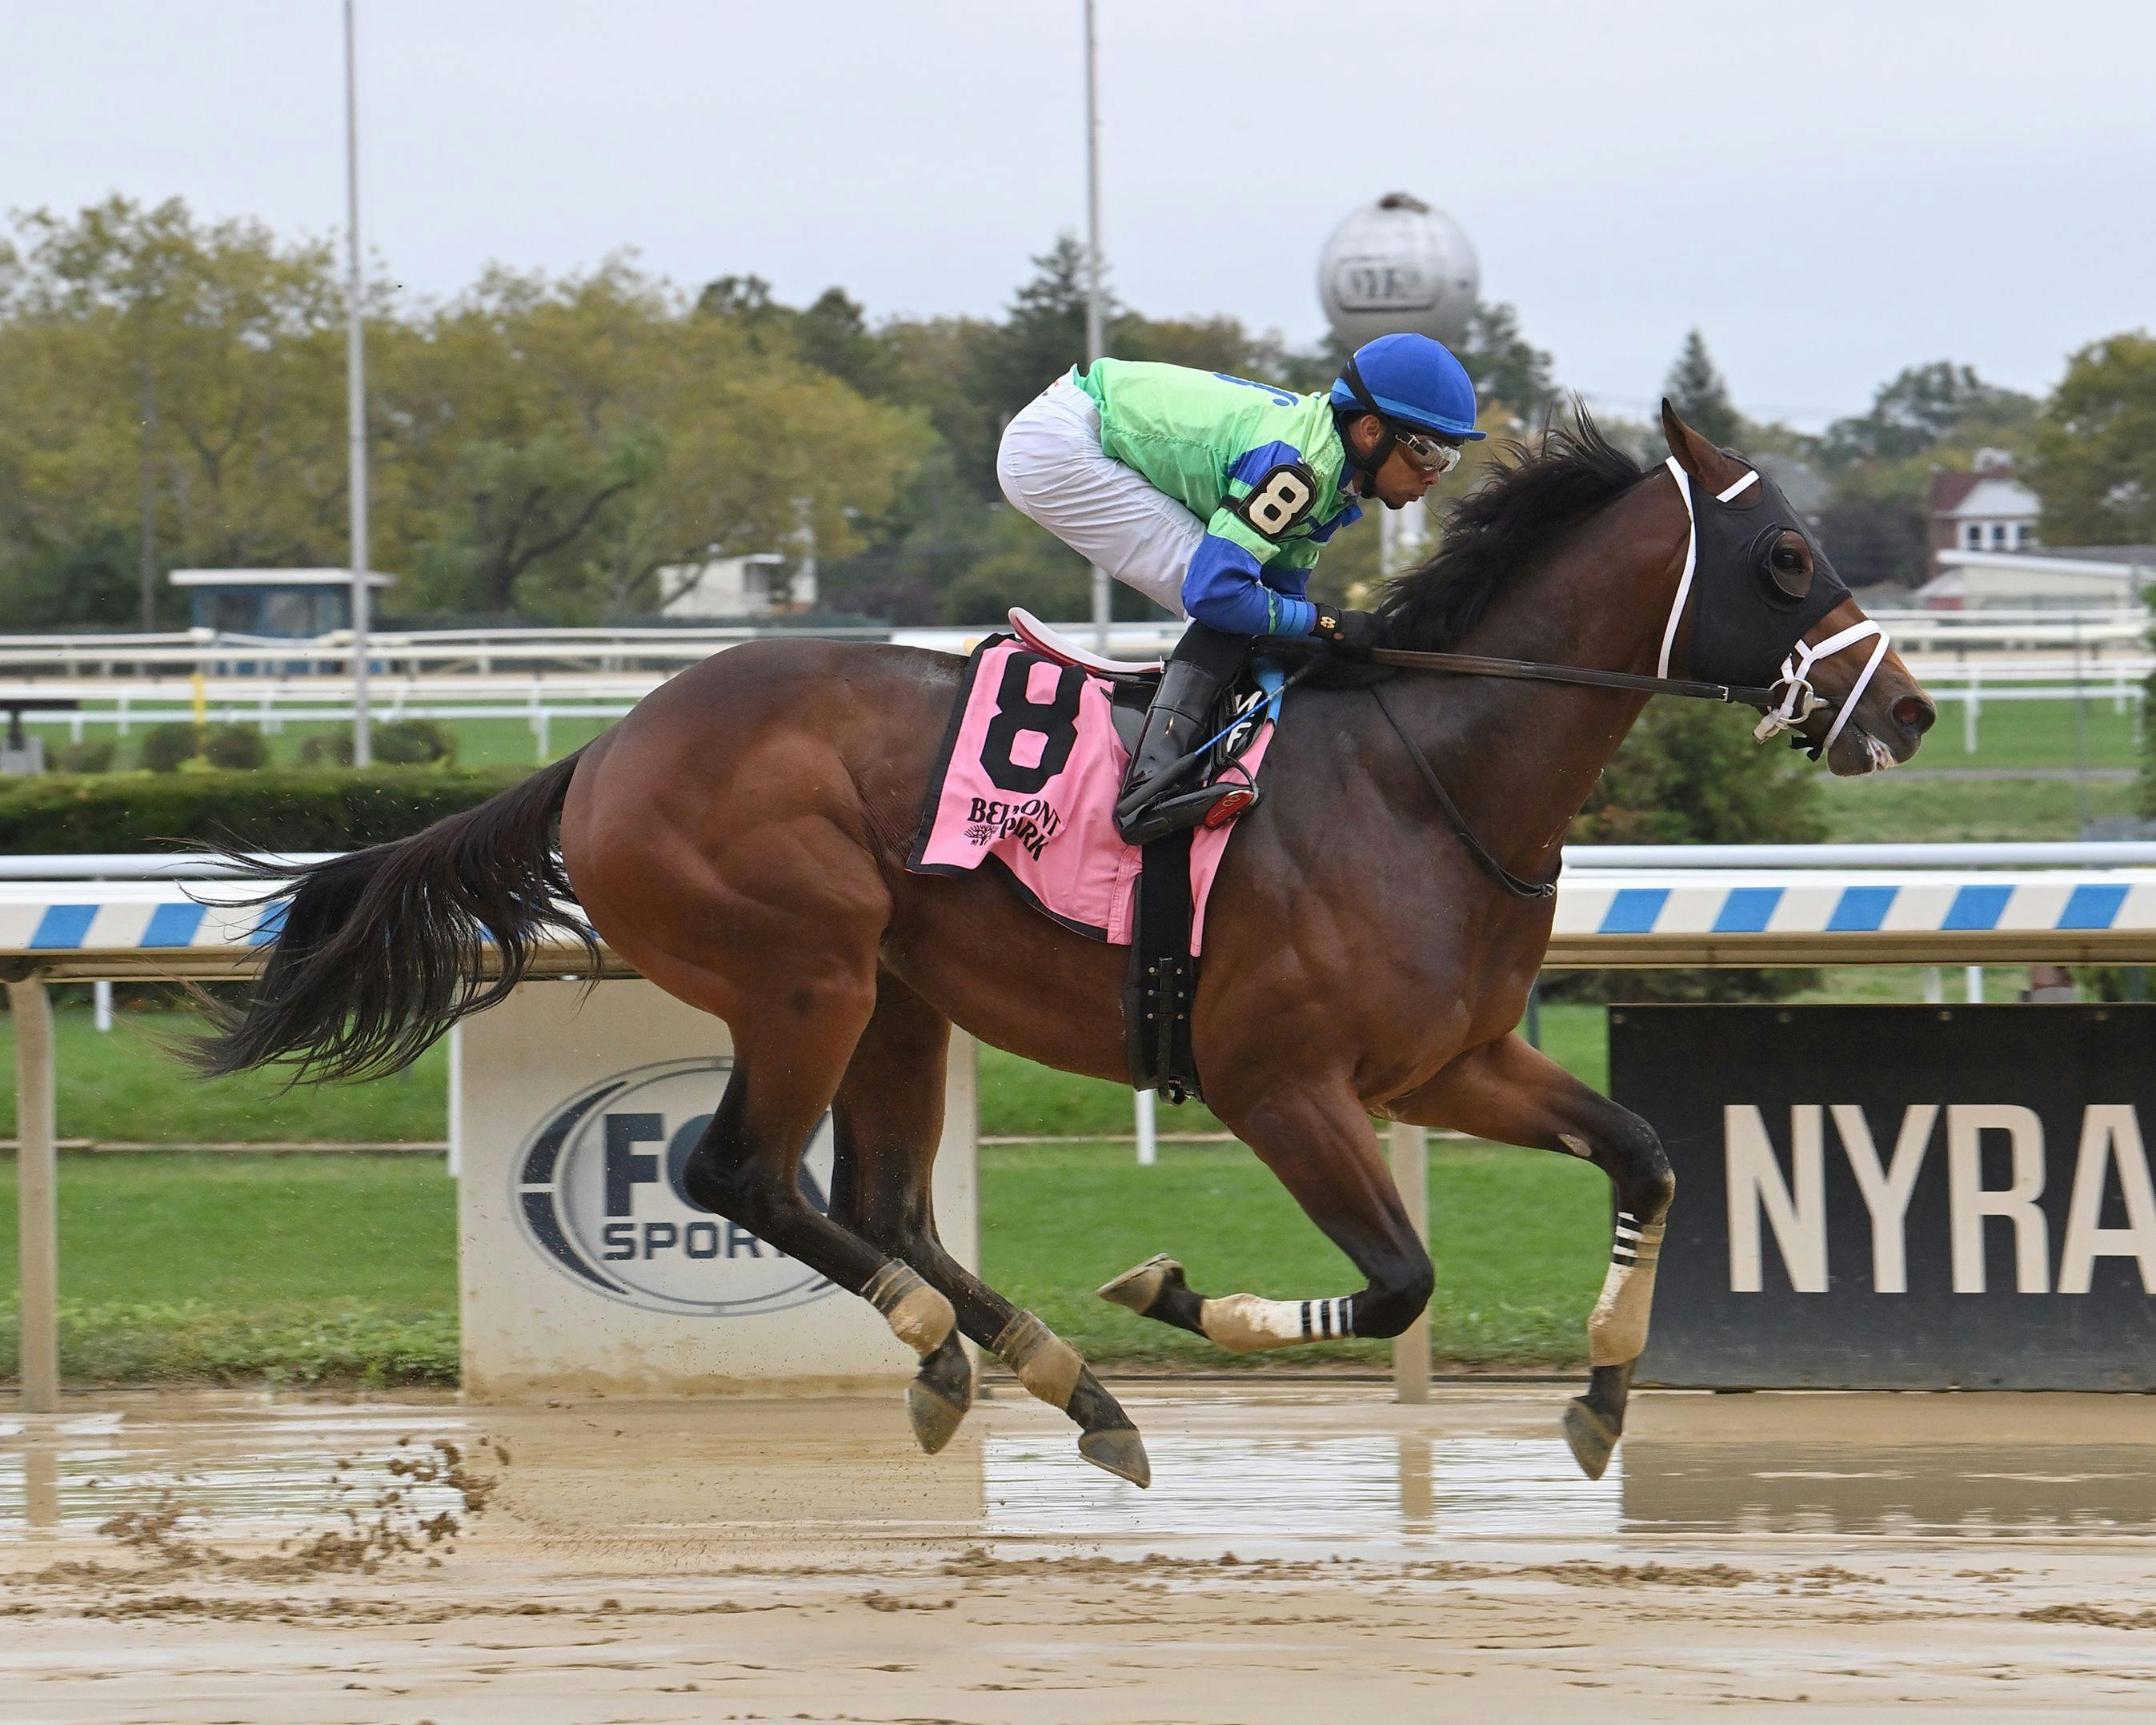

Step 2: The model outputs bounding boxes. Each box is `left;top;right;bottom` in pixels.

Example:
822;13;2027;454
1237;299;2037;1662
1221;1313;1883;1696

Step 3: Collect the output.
1661;397;1712;478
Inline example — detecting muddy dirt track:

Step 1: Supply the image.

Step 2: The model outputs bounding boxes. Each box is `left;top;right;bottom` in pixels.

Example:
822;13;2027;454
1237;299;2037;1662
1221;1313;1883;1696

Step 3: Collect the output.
2;1382;2153;1722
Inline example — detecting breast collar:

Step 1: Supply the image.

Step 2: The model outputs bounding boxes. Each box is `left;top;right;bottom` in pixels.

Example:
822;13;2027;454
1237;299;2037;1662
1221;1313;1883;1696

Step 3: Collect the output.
1655;456;1890;758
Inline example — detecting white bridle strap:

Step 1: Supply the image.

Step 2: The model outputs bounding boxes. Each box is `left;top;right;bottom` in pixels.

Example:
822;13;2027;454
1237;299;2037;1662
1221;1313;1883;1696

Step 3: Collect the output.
1657;459;1763;680
1662;456;1894;755
1656;458;1699;679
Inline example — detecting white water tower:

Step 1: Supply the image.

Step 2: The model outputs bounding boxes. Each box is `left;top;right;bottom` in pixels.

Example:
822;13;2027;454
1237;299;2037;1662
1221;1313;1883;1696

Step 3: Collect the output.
1319;192;1481;576
1317;191;1480;351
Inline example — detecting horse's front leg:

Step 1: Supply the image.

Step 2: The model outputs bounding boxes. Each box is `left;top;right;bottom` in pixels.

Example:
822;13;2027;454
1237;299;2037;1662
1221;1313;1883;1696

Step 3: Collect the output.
1393;1031;1674;1480
1099;1076;1434;1358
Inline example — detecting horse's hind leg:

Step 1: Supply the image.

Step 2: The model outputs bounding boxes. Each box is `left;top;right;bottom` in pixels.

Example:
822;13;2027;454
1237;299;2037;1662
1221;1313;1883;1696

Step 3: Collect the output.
1393;1033;1675;1481
830;973;1148;1486
1100;1075;1435;1362
663;962;966;1400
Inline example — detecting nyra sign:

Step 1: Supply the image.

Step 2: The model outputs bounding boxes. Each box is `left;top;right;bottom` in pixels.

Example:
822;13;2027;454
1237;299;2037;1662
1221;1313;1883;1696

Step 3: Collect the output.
511;1057;839;1318
1612;1003;2156;1390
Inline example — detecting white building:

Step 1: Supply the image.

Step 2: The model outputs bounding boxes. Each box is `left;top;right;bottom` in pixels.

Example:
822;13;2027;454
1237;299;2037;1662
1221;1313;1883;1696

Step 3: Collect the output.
1928;450;2040;571
655;552;815;620
1919;545;2154;609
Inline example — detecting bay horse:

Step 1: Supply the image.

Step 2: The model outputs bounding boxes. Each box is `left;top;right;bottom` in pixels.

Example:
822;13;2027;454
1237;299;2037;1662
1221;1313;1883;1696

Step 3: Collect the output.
198;403;1935;1489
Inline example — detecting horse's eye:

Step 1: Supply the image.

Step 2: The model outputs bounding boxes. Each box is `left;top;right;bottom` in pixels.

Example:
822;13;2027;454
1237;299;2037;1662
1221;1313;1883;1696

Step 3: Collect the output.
1765;532;1813;599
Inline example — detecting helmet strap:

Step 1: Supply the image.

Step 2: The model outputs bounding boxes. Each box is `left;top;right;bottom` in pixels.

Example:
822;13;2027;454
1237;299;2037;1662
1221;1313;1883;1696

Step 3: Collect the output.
1335;357;1398;484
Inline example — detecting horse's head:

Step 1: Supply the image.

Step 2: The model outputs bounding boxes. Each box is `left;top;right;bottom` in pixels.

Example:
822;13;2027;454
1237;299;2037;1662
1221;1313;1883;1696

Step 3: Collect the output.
1659;401;1936;776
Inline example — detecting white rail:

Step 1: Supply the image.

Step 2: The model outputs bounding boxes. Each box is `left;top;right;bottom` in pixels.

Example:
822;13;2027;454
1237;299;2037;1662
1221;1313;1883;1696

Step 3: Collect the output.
5;841;2152;884
0;608;2142;676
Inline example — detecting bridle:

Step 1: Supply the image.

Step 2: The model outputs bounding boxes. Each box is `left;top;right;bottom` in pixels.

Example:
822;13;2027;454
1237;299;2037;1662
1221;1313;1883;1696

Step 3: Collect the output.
1657;457;1890;760
1292;457;1897;900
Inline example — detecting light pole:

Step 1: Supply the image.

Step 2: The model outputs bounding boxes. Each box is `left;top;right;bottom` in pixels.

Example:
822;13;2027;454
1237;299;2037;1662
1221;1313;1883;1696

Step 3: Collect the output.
343;0;373;766
1083;0;1110;651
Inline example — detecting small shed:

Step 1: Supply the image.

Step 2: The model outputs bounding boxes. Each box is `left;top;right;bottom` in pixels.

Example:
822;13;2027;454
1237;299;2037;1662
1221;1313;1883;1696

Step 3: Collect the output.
170;568;395;636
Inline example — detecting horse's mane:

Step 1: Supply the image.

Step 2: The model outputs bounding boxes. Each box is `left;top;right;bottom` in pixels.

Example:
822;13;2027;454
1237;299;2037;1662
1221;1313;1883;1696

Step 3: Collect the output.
1375;406;1645;649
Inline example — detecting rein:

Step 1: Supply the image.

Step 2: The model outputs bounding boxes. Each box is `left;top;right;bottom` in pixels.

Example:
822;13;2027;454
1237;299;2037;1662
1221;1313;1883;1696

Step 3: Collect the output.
1368;678;1557;901
1302;458;1898;900
1357;643;1797;712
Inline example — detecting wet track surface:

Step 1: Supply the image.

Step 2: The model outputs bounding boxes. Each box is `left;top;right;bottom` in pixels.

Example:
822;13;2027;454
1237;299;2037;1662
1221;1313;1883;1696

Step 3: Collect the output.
2;1383;2153;1720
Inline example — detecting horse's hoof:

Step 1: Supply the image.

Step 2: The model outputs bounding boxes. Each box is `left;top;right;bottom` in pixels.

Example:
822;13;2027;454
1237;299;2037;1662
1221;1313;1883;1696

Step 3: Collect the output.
1098;1254;1183;1314
1561;1397;1620;1481
906;1334;973;1454
1077;1426;1152;1489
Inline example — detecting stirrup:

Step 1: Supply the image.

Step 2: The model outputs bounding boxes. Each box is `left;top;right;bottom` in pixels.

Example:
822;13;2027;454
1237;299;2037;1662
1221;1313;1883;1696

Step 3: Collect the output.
1117;780;1248;847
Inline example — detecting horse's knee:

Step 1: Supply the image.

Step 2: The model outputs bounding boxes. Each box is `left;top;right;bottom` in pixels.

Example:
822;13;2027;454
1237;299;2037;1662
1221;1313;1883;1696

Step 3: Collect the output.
1353;1253;1435;1339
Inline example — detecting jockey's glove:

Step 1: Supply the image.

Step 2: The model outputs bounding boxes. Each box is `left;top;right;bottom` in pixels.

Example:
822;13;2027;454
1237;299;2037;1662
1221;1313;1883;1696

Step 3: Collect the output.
1312;607;1387;659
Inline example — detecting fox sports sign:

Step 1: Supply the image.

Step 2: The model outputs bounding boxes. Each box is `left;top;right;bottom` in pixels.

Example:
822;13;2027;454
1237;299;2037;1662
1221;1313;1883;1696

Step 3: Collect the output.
511;1056;839;1318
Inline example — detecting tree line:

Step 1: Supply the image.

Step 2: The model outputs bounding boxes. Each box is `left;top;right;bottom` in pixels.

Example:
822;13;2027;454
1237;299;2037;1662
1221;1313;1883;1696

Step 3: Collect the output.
2;196;2149;632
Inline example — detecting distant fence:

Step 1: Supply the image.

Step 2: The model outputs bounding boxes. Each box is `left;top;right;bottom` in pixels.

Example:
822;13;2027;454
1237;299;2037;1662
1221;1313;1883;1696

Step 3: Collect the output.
0;607;2145;678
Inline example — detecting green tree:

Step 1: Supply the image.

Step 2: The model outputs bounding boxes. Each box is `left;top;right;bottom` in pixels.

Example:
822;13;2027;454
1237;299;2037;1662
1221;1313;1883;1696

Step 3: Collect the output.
1821;361;2037;470
1459;301;1555;431
0;198;351;625
1663;329;1742;448
2026;331;2156;545
387;261;925;619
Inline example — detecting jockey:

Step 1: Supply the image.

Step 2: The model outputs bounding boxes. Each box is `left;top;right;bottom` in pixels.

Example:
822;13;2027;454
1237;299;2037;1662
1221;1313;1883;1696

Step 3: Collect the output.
996;332;1482;844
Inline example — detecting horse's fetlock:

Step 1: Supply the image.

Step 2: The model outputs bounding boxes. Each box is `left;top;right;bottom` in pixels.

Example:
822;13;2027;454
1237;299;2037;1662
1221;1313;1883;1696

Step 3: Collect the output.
863;1261;954;1356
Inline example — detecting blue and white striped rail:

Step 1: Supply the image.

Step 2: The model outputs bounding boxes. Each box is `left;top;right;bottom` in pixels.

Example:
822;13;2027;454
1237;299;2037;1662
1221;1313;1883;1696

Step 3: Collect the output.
0;883;629;982
3;867;2154;977
1549;869;2156;966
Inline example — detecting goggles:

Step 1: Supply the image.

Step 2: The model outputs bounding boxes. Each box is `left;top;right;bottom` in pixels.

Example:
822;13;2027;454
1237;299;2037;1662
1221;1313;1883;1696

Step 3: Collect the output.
1392;427;1465;474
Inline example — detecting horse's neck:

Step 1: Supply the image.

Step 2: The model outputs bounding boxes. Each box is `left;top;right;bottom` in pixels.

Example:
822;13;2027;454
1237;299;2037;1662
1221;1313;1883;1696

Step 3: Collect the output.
1392;485;1683;881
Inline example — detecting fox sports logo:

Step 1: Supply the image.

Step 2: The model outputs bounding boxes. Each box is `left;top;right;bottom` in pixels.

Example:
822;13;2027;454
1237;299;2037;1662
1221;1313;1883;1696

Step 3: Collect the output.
511;1056;839;1317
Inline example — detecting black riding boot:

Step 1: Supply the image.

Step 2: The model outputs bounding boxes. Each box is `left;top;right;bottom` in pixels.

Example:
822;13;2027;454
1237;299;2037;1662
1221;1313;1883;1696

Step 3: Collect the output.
1114;628;1248;845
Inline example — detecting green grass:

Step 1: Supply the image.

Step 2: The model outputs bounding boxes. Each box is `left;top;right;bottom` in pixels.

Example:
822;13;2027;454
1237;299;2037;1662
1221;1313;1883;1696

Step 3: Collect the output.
0;1153;457;1386
0;1139;1605;1384
981;1141;1605;1368
1817;771;2141;841
0;1005;450;1145
1920;693;2144;771
0;1005;1613;1147
30;710;616;772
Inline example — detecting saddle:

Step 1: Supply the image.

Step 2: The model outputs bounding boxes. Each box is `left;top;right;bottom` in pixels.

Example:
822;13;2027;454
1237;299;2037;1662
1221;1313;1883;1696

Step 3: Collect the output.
1008;612;1279;1104
1008;609;1273;817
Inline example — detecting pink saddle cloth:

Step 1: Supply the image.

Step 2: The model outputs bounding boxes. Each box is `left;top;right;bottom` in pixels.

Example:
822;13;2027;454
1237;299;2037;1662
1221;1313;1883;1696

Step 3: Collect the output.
907;636;1273;951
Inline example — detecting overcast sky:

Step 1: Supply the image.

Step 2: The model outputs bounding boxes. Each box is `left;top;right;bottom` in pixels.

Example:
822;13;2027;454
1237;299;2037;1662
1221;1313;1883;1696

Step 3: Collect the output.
6;0;2151;428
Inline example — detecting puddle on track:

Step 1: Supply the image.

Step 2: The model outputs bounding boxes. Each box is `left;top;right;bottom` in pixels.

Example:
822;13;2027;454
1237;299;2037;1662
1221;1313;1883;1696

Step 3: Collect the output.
2;1386;2150;1560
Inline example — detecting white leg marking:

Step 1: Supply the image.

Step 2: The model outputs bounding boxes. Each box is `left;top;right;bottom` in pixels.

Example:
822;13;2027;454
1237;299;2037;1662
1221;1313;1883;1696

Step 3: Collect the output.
1200;1293;1354;1353
1588;1210;1666;1366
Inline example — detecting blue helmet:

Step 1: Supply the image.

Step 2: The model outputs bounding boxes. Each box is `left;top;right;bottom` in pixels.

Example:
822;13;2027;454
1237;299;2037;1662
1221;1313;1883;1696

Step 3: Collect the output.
1329;332;1485;440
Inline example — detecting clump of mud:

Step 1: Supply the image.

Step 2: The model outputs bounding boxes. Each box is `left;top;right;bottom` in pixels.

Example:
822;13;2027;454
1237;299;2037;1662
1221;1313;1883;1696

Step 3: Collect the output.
29;1435;509;1597
2022;1603;2156;1631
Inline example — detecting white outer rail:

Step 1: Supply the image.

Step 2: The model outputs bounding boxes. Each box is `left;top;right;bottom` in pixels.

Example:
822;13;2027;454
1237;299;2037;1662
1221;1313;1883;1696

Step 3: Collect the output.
2;841;2150;884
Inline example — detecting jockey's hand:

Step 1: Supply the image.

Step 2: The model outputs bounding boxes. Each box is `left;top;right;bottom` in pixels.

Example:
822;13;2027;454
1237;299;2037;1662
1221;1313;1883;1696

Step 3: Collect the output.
1312;607;1386;659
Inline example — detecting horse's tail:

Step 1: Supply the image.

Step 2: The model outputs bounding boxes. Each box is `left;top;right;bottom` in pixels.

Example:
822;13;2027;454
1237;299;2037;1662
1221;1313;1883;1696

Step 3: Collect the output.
189;748;599;1083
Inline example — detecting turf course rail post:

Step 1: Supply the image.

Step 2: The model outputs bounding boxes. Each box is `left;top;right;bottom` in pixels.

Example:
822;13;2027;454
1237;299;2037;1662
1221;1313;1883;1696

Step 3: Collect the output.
5;970;59;1412
1388;1121;1429;1404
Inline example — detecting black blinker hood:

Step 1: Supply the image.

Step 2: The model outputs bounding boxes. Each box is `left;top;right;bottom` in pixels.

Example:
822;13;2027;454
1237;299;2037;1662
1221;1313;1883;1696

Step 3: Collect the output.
1679;461;1853;688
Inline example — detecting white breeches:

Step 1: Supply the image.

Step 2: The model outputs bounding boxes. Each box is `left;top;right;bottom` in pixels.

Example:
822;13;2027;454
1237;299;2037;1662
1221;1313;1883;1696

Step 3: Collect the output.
996;374;1202;618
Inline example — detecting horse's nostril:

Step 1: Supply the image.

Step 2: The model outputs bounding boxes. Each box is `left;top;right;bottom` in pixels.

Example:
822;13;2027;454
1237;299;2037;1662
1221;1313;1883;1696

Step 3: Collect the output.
1894;694;1936;736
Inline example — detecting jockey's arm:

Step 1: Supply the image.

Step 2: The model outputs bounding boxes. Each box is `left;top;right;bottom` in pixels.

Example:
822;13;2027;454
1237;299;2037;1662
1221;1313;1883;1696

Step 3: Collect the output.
1181;445;1330;637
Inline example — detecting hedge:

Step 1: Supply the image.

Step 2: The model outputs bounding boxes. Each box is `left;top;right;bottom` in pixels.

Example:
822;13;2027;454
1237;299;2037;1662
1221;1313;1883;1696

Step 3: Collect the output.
0;765;534;853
